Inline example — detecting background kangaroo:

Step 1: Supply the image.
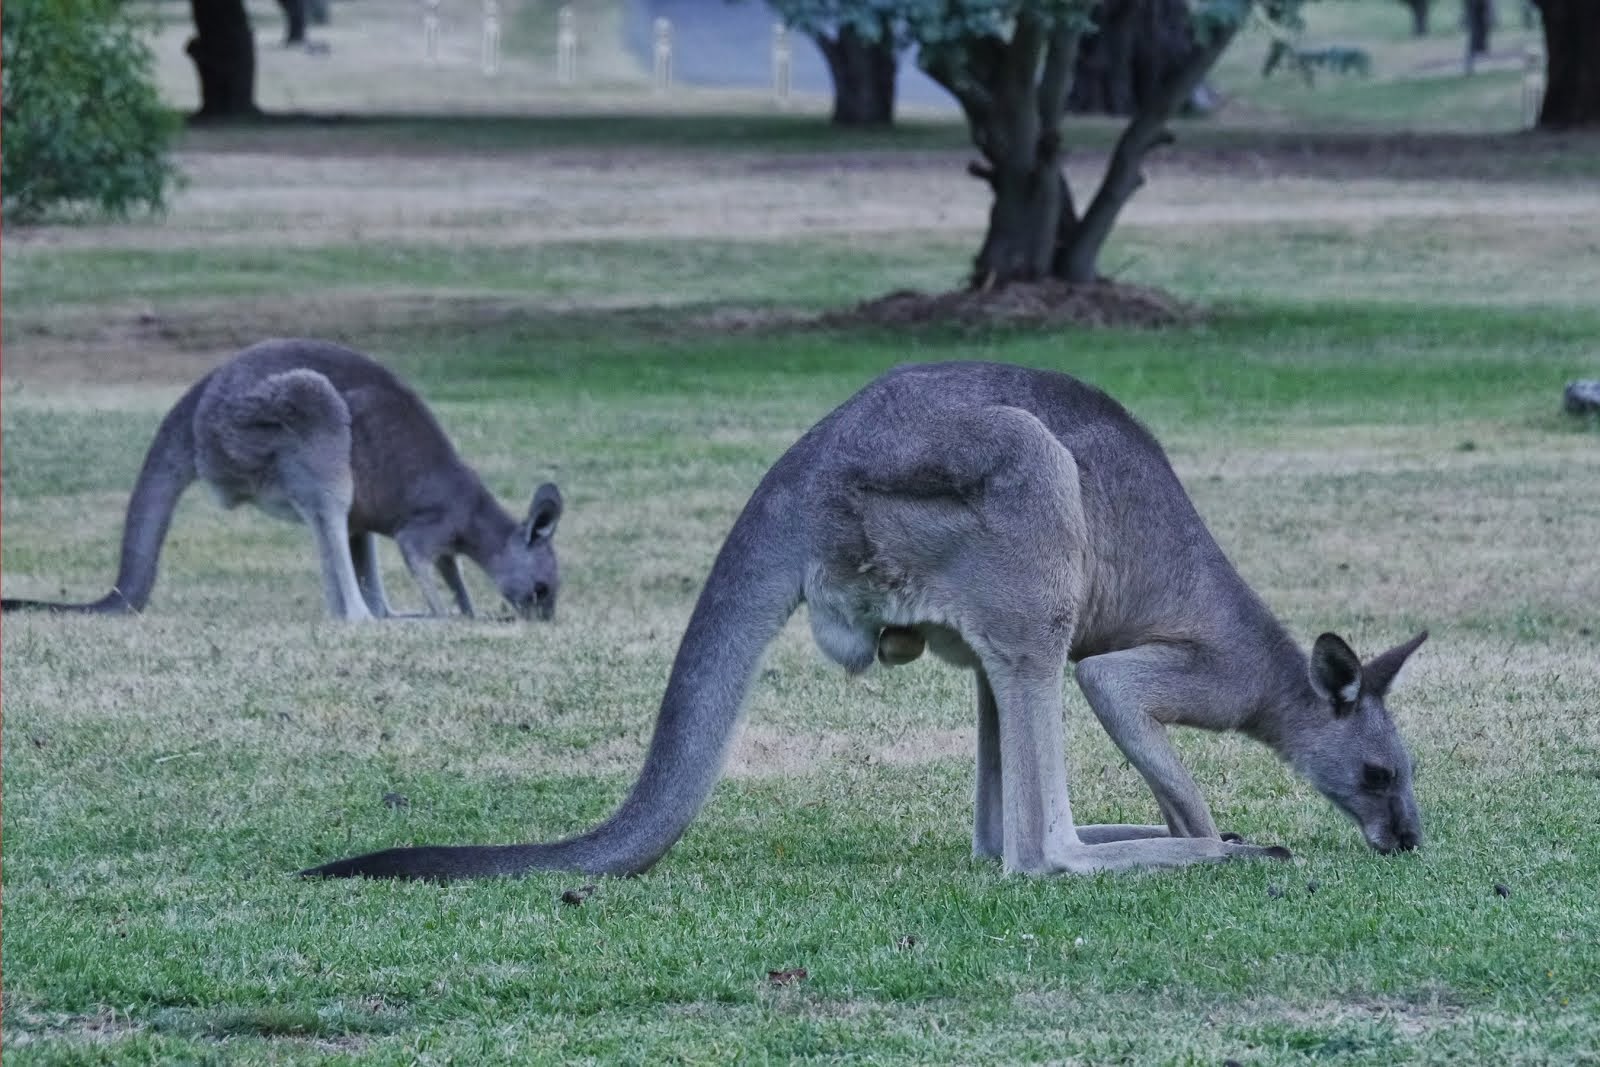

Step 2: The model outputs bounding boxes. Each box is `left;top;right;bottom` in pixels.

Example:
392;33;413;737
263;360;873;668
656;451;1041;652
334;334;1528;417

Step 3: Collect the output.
2;338;563;622
304;361;1426;880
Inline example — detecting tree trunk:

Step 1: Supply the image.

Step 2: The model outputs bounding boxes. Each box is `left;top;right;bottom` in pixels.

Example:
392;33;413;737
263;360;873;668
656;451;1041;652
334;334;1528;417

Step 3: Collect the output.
1069;0;1198;115
815;22;897;127
187;0;259;120
970;151;1069;286
1058;6;1244;281
1532;0;1600;127
1403;0;1431;35
920;6;1240;289
1464;0;1492;56
919;19;1079;287
279;0;307;45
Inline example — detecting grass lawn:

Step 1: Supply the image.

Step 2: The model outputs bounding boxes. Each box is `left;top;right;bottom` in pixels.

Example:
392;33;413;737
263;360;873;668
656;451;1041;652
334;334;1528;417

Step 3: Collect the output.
5;3;1600;1064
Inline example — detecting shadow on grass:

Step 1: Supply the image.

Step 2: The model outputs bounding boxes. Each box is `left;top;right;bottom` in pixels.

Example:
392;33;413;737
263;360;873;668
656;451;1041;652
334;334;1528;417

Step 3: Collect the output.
177;109;1600;180
179;109;973;154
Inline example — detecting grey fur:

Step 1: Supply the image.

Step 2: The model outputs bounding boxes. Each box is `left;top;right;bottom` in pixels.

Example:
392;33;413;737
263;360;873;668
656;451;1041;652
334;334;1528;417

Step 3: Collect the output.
302;361;1425;881
2;339;563;622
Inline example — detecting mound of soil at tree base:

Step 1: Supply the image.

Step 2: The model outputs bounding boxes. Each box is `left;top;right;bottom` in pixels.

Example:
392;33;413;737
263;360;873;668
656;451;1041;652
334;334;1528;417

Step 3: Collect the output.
825;279;1200;330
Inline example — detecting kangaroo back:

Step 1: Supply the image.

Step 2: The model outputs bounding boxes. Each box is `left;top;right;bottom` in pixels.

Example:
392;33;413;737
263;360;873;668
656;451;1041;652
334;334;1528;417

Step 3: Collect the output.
2;378;206;615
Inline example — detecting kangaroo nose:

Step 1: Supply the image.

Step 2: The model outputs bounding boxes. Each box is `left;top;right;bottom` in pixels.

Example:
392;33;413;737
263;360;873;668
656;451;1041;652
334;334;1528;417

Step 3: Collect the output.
534;583;551;603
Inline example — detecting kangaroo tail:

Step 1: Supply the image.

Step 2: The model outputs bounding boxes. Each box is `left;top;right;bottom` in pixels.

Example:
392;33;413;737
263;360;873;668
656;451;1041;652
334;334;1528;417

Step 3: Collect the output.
2;377;207;615
300;492;803;881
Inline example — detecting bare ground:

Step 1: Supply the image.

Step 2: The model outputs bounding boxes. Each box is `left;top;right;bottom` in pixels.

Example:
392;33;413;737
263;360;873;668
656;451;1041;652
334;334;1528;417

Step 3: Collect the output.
825;280;1200;330
11;146;1598;254
7;128;1598;374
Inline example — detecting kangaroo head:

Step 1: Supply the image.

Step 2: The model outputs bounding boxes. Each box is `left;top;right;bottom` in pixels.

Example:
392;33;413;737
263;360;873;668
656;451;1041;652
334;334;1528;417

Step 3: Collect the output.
1295;630;1428;854
491;482;562;621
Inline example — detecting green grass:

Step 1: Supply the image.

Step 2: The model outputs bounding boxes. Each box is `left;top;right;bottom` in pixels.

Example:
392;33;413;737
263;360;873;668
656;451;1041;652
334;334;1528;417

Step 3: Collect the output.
6;294;1600;1062
1212;0;1545;133
7;15;1600;1057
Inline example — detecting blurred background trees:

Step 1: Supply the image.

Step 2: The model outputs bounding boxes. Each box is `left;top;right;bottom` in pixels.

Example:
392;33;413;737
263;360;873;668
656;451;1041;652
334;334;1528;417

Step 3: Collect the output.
1;0;179;221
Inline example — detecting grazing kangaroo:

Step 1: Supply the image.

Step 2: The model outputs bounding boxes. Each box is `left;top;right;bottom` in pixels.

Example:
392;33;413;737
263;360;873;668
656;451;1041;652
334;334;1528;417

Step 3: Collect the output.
303;361;1426;881
2;339;563;622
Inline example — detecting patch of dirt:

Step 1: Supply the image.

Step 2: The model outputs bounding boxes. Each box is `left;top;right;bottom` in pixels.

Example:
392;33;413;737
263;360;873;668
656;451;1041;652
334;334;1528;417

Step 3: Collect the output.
724;728;853;779
1266;996;1470;1037
2;1008;145;1049
1161;130;1600;183
873;727;973;766
824;279;1200;330
726;725;974;779
1;293;569;389
536;724;975;782
12;137;1595;256
684;306;821;334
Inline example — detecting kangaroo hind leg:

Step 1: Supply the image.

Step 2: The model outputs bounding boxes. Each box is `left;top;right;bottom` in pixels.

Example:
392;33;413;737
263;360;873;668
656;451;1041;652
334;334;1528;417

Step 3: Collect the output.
351;533;392;618
215;369;371;621
850;404;1087;874
973;671;1004;859
866;406;1276;874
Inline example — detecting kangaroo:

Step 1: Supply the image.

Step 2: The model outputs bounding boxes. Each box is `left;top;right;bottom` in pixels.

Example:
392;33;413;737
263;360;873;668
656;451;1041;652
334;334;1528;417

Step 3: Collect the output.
302;361;1426;881
2;339;563;622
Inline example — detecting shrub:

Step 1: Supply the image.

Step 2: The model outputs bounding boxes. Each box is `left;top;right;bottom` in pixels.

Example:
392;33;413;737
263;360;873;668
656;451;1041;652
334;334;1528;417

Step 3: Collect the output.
2;0;180;222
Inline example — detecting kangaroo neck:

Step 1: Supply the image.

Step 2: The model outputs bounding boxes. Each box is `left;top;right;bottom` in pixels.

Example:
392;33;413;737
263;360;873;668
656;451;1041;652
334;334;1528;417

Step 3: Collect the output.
1236;625;1324;757
455;486;519;569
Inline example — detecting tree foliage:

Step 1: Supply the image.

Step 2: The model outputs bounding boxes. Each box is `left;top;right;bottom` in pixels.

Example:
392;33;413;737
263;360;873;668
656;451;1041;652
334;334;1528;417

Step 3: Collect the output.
761;1;906;125
761;0;914;47
2;0;179;222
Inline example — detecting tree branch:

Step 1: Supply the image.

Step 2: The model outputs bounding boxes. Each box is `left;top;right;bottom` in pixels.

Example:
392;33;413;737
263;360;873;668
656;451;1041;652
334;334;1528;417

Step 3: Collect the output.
1059;1;1248;281
1007;11;1048;98
1035;24;1084;133
919;43;996;130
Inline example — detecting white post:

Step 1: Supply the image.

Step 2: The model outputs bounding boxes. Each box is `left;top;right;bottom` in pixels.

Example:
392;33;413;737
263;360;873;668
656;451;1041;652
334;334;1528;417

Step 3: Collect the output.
557;5;578;86
482;0;502;77
1521;46;1545;129
422;0;441;65
771;23;792;108
653;17;673;95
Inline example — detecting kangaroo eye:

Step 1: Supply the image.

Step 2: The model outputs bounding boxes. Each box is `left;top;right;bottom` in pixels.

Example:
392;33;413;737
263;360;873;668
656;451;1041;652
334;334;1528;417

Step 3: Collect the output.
1362;763;1395;790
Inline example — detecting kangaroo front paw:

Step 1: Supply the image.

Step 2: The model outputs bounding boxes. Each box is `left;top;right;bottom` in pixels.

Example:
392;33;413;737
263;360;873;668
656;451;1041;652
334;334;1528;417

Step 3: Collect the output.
1220;831;1245;843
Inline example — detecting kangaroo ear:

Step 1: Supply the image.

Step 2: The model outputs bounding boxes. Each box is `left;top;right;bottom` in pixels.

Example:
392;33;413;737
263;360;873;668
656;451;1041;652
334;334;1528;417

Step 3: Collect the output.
526;482;562;543
1362;630;1428;697
1310;632;1363;715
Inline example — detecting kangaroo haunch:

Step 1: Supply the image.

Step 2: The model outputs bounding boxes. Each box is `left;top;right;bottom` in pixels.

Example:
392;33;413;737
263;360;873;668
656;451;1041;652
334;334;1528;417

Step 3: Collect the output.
2;339;563;622
304;361;1425;880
